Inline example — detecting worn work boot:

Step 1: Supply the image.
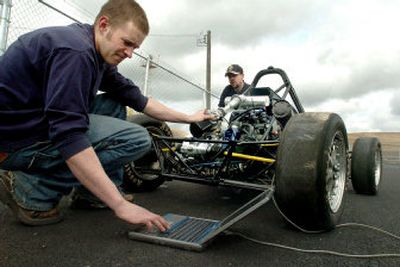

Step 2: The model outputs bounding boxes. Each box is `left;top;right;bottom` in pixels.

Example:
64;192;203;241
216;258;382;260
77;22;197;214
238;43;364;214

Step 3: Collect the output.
0;171;63;226
69;189;134;210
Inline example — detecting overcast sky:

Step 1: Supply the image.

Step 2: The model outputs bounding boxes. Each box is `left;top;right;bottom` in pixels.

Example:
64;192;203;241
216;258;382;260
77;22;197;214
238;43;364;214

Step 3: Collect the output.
63;0;400;132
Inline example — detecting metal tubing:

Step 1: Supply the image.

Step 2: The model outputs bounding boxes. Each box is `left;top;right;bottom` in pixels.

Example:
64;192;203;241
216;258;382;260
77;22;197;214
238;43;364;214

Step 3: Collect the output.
249;66;305;113
154;135;279;145
221;179;273;191
223;151;276;163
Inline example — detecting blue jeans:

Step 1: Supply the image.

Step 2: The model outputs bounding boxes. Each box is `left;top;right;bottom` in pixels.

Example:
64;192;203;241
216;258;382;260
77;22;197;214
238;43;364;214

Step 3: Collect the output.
0;94;151;211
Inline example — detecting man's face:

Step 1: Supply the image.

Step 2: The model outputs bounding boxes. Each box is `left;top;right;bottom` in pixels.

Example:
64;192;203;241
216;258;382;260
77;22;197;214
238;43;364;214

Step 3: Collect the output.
96;17;146;65
227;73;244;89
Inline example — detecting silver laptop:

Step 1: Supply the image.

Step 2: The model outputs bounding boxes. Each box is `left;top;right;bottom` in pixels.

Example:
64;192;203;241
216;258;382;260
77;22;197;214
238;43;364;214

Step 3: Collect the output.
128;189;273;251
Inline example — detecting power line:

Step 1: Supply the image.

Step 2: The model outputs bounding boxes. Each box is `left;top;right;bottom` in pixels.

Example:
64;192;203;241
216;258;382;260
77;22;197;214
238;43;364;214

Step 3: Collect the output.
38;0;80;23
149;34;198;38
64;0;95;19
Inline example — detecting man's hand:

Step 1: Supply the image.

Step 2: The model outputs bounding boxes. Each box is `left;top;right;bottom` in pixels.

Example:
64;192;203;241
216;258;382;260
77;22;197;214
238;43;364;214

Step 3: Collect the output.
114;200;170;232
189;109;216;123
66;147;169;232
144;98;216;123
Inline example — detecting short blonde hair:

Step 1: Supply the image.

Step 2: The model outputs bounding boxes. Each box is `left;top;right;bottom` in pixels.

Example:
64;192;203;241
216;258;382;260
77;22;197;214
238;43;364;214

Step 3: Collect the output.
95;0;149;35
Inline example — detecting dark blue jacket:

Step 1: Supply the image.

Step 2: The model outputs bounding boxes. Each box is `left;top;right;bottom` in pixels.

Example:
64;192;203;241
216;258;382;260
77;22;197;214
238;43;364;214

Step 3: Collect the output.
0;23;148;159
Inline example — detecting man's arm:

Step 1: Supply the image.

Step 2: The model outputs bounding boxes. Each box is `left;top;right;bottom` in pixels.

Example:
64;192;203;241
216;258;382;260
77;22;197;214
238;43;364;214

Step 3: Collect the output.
65;146;169;231
143;98;214;123
218;87;228;107
100;68;214;122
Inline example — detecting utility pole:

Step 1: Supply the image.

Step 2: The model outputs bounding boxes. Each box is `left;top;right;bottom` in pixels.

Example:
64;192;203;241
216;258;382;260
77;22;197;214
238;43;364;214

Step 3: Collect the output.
205;30;211;110
143;55;153;97
197;30;212;109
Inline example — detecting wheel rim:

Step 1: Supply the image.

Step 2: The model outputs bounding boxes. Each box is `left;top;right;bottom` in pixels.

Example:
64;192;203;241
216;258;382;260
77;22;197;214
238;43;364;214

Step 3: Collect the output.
374;149;382;186
326;131;347;213
137;162;160;181
133;126;167;181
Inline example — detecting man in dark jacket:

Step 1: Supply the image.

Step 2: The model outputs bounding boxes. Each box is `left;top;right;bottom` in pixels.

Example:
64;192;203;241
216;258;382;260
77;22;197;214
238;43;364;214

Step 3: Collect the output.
0;0;213;231
218;64;250;107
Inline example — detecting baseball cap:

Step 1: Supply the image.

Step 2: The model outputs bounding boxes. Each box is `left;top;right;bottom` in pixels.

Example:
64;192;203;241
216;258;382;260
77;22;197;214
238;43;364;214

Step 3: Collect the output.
225;64;243;76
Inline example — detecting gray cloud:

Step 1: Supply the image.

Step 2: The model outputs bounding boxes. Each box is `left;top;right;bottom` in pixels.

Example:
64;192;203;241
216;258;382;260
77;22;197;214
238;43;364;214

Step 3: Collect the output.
125;0;400;127
46;0;400;131
298;54;400;107
143;0;329;58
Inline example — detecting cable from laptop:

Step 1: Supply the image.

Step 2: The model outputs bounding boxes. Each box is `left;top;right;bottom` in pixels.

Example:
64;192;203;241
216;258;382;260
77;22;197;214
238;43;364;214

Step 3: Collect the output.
224;230;400;259
271;196;400;240
223;196;400;259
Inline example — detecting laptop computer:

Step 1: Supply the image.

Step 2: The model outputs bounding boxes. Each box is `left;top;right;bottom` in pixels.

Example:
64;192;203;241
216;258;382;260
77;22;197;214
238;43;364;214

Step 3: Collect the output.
128;189;273;251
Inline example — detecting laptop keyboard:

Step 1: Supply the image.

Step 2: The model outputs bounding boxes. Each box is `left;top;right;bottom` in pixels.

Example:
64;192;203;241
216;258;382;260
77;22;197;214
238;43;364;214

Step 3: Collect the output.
161;217;220;243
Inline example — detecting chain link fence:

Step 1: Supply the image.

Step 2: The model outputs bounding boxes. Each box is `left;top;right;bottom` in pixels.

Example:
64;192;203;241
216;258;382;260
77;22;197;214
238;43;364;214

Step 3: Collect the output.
1;0;220;133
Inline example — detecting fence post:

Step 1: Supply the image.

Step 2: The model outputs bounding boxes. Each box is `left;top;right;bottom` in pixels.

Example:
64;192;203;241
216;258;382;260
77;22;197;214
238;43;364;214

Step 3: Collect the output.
0;0;12;55
143;55;153;96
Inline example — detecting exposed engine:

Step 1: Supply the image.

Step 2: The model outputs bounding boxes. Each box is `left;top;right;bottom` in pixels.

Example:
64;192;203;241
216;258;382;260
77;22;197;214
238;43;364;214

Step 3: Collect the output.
158;94;293;182
179;95;286;158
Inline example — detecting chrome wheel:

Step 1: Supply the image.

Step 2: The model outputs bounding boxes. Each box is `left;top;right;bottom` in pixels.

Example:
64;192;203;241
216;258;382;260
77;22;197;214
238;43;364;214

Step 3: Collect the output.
326;131;346;213
350;137;382;195
374;150;382;186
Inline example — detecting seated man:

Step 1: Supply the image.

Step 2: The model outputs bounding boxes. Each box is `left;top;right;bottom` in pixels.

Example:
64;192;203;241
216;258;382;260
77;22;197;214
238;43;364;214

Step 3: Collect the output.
218;64;250;107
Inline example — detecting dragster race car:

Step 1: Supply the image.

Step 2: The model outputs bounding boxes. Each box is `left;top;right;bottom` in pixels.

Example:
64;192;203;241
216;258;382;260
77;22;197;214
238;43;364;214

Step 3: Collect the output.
123;66;382;233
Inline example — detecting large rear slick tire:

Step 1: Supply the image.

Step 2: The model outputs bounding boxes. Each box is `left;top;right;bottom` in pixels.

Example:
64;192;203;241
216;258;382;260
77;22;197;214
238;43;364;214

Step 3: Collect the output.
275;112;348;231
351;137;382;195
122;114;172;192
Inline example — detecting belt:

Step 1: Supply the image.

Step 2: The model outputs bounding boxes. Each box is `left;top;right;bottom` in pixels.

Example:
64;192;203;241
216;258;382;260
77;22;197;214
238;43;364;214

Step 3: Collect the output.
0;152;8;163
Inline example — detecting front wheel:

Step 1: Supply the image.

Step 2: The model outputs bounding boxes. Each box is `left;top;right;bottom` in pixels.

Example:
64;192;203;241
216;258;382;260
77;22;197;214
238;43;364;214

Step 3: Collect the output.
275;112;348;231
122;114;173;192
351;137;382;195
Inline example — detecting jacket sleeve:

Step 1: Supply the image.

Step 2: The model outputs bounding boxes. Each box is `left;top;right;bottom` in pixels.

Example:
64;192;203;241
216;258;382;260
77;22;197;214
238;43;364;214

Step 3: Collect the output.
99;66;148;112
218;86;228;107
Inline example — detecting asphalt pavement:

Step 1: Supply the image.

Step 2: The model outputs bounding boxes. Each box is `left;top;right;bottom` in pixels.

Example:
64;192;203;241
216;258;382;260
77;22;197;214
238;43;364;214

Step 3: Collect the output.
1;162;400;266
